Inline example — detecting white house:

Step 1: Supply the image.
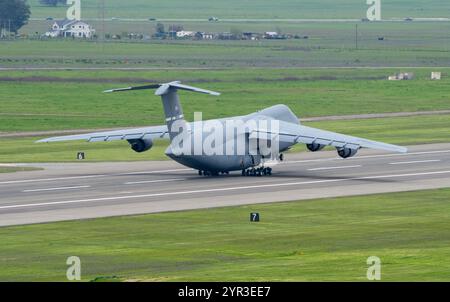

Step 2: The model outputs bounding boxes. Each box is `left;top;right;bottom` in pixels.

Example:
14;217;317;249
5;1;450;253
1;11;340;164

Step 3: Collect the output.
45;19;95;38
264;32;279;39
201;32;214;40
176;31;195;38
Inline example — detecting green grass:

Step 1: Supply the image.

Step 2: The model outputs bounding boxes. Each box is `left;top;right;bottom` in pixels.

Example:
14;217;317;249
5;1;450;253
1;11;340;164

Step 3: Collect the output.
1;114;449;163
1;188;450;281
1;68;449;132
3;34;450;68
27;0;450;19
5;1;449;69
0;138;170;163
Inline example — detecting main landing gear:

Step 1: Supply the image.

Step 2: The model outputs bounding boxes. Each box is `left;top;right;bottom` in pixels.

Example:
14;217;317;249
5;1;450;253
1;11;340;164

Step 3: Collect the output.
198;170;230;177
241;167;272;177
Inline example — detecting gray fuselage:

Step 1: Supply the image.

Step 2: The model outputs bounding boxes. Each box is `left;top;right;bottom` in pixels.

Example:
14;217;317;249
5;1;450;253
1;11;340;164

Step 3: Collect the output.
165;104;299;172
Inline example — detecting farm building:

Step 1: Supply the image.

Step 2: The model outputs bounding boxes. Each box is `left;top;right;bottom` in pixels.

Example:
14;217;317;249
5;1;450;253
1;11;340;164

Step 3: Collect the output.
45;19;95;38
176;31;195;38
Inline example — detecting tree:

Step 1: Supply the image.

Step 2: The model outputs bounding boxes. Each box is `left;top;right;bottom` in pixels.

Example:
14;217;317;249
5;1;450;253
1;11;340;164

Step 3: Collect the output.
230;27;243;40
168;24;183;32
0;0;31;34
155;22;165;34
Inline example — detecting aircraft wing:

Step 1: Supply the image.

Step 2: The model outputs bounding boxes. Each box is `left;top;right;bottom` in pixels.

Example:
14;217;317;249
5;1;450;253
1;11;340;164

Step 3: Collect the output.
251;121;407;153
36;125;169;143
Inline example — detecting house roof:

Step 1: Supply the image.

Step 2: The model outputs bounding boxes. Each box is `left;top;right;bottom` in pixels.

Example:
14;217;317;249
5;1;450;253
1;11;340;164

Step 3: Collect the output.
54;19;77;27
54;19;90;28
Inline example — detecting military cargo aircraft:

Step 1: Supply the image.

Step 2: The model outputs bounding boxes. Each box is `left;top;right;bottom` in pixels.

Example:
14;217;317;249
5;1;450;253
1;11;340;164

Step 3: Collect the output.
38;82;407;176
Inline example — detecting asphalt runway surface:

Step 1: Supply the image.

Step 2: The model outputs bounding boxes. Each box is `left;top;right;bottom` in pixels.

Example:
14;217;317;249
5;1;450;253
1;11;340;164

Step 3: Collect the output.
1;143;450;227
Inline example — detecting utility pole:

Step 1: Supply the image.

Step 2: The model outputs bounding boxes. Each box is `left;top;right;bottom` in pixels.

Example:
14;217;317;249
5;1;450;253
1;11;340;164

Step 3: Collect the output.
355;24;358;50
97;0;105;51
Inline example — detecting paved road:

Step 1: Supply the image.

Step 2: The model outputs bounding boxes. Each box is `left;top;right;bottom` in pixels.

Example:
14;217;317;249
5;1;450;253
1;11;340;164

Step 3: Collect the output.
1;143;450;227
30;18;450;23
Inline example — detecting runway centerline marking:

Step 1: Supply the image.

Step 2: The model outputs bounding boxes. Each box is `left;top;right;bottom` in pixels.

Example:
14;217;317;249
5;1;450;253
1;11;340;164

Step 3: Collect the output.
389;160;441;165
124;178;185;185
308;165;362;171
22;186;91;193
3;170;450;211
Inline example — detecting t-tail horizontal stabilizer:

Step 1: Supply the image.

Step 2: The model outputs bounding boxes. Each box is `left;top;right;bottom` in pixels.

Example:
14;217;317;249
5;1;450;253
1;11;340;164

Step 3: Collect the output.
104;81;221;96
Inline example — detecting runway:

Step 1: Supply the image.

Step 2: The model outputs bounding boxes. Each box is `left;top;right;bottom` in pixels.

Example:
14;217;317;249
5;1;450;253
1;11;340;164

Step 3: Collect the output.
1;143;450;227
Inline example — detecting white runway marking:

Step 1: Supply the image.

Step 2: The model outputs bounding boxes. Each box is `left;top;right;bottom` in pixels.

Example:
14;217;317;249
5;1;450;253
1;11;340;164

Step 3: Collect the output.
308;165;362;171
285;150;450;164
3;170;450;211
0;175;107;185
22;186;91;193
0;169;193;185
120;169;192;175
124;178;185;185
389;160;441;165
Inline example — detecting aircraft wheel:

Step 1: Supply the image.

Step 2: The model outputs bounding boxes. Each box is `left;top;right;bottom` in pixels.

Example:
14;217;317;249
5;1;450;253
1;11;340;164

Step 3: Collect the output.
198;170;203;176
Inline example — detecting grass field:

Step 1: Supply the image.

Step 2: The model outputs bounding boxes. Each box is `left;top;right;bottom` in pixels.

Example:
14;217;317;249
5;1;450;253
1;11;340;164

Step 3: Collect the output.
1;68;449;132
27;0;450;19
1;114;449;163
3;31;450;68
1;68;448;163
3;1;448;69
1;188;450;281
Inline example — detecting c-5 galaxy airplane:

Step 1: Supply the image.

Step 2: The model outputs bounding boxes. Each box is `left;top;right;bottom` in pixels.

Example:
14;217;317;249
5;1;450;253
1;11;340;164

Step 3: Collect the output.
38;82;407;176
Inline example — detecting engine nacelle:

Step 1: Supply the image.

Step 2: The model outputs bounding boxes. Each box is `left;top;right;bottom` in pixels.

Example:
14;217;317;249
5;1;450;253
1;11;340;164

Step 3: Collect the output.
337;147;358;159
306;143;326;152
128;139;153;153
